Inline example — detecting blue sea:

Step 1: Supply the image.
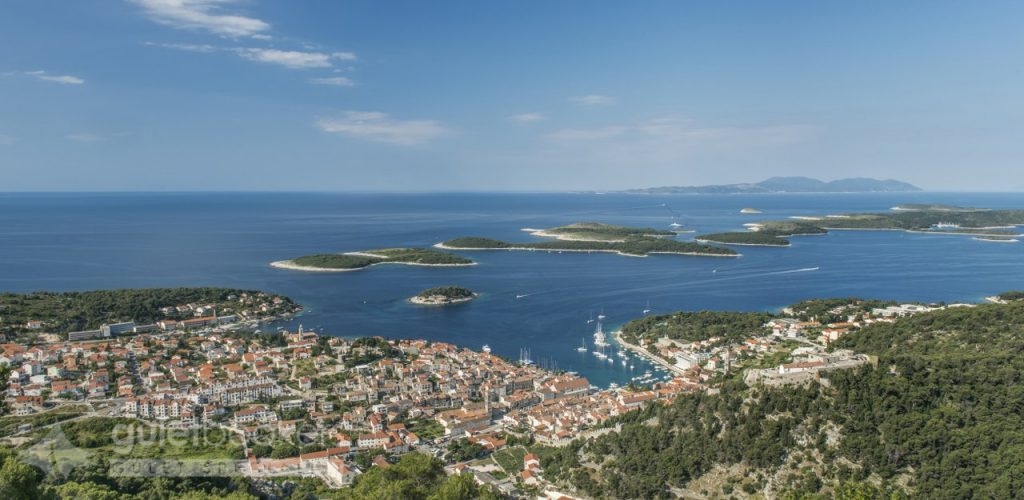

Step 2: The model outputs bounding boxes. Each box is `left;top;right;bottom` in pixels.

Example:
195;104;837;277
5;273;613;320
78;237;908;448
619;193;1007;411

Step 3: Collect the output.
1;192;1022;387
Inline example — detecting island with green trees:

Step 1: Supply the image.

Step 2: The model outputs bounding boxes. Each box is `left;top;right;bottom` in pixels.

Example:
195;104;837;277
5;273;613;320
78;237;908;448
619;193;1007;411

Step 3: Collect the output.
409;285;477;305
787;207;1024;232
271;247;475;272
695;221;827;247
697;206;1024;249
524;222;677;241
438;222;738;257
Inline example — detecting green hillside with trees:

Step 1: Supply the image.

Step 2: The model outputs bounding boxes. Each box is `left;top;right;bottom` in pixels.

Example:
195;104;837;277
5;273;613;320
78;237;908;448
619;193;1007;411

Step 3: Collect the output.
0;288;298;337
536;300;1024;498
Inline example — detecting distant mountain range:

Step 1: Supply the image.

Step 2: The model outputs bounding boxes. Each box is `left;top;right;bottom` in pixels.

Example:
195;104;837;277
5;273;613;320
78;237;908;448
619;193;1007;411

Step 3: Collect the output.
623;176;921;194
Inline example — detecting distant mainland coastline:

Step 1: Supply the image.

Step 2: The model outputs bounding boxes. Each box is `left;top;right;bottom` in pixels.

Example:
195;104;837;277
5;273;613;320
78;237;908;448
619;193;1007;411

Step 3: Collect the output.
624;176;921;195
271;247;475;272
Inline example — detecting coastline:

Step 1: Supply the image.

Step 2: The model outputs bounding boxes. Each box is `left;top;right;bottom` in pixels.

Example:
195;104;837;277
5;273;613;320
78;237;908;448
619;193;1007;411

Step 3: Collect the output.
270;259;476;273
612;329;687;377
823;227;1022;237
409;294;476;306
694;238;791;248
433;242;739;258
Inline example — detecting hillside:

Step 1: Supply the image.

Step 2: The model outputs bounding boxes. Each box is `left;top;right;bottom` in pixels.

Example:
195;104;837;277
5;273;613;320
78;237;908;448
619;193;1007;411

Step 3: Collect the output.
537;300;1024;498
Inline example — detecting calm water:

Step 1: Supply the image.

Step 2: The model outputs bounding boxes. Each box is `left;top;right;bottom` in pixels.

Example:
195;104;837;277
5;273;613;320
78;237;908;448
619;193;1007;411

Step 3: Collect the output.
1;192;1022;387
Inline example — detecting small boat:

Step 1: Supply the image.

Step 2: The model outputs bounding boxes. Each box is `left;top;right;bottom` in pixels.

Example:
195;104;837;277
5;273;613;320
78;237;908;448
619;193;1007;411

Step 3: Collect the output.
576;338;588;352
482;344;492;354
586;311;595;324
621;359;627;366
607;357;614;364
642;301;651;315
516;294;530;299
629;364;635;370
597;309;606;321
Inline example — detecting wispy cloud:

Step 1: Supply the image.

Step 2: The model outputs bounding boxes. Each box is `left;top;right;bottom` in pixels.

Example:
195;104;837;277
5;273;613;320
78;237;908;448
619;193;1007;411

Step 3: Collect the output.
539;117;819;178
331;52;357;61
145;41;217;53
309;76;355;87
66;133;105;143
545;118;816;146
0;134;15;145
508;113;545;123
316;111;451;146
545;126;627;142
26;70;84;85
131;0;270;37
569;94;615;106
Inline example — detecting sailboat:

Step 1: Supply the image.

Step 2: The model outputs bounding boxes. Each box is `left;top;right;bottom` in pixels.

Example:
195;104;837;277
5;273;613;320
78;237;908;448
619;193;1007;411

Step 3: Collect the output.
586;311;595;324
642;301;651;315
576;338;588;352
597;309;606;321
593;320;609;347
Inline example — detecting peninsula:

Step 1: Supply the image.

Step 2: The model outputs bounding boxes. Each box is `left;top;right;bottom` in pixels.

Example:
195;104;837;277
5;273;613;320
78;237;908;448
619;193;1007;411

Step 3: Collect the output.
438;222;738;257
409;285;477;305
271;247;475;272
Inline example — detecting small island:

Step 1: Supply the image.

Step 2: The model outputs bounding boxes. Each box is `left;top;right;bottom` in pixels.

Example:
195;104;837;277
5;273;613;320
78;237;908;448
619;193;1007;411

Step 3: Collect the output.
409;285;477;305
271;247;475;272
439;222;738;258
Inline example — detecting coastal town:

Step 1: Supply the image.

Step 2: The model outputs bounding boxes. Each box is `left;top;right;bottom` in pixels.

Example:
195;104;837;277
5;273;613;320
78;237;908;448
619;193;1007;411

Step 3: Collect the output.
0;295;976;496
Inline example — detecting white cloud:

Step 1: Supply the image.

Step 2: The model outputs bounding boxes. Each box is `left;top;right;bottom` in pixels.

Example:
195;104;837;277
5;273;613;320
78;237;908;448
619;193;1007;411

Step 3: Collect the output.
0;134;15;145
26;70;84;85
233;48;357;69
316;111;450;146
569;94;615;106
131;0;270;37
234;48;331;68
508;113;545;123
309;76;355;87
66;133;104;143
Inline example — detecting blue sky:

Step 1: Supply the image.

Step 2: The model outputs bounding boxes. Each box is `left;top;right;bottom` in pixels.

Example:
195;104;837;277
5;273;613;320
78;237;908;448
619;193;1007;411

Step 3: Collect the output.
2;1;1023;191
